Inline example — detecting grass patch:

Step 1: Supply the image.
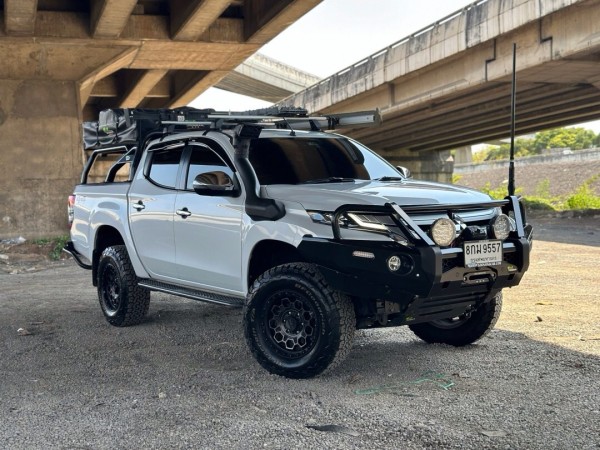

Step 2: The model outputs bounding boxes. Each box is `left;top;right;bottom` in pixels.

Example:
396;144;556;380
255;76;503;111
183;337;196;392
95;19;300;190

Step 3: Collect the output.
478;176;600;212
50;235;70;261
32;235;70;260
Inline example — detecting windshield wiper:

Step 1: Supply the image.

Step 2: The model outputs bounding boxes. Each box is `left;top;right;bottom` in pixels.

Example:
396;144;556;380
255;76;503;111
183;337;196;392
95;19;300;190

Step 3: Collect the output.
300;177;356;184
373;176;404;182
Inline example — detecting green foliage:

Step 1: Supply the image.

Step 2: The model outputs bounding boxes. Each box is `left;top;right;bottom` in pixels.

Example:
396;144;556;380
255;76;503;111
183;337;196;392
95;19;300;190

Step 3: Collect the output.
533;127;596;152
480;182;522;200
480;175;600;211
471;149;489;163
452;174;463;184
473;127;599;161
32;235;69;260
32;238;52;245
50;235;70;261
565;175;600;210
521;197;558;211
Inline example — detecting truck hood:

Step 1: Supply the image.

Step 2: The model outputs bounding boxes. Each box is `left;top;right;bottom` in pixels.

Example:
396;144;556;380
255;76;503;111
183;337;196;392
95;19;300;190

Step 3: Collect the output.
263;180;492;211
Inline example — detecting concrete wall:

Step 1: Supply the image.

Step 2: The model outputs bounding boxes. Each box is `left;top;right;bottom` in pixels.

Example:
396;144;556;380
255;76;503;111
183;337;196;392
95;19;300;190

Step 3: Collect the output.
454;148;600;174
0;80;82;239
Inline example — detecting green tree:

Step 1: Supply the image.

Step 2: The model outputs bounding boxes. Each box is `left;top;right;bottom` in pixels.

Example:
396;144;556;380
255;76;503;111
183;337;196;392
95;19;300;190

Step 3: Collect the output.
533;127;596;151
482;138;534;161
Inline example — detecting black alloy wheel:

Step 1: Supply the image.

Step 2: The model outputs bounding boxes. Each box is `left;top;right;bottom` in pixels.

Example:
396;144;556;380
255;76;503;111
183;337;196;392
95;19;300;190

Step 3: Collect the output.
244;263;355;379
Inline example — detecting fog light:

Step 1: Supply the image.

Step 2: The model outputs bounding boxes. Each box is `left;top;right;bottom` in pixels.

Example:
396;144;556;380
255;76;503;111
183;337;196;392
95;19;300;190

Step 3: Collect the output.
387;255;414;274
430;218;456;247
388;255;402;271
491;214;511;240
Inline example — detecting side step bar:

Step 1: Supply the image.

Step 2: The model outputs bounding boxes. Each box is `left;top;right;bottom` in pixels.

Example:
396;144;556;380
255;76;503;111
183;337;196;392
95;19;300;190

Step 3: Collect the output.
63;241;92;270
138;279;244;308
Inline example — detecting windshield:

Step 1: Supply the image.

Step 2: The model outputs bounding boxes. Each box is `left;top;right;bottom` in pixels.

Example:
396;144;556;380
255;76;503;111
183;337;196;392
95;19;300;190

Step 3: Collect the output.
248;136;401;185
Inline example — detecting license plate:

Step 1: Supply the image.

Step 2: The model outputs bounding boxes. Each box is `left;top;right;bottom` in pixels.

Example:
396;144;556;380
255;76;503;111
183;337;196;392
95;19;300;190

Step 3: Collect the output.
463;240;502;268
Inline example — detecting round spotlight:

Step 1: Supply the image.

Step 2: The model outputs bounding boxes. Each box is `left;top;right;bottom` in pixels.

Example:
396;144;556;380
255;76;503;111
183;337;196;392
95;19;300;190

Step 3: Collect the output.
388;255;402;271
491;214;511;240
387;255;414;274
430;218;456;247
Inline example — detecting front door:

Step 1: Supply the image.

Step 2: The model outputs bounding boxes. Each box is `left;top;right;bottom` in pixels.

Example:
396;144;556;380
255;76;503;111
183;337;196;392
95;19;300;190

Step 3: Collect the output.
173;143;244;293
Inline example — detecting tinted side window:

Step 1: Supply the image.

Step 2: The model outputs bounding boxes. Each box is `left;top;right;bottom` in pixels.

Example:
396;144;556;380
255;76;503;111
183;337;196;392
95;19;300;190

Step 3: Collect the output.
148;148;184;188
186;146;234;190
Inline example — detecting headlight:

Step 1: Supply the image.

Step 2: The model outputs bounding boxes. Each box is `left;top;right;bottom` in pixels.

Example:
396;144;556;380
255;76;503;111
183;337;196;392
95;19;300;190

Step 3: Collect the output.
430;218;456;247
347;213;387;231
491;214;511;240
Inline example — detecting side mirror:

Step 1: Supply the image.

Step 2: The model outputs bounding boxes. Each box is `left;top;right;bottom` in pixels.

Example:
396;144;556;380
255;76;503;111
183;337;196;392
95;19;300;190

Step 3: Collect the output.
193;171;239;197
396;165;412;179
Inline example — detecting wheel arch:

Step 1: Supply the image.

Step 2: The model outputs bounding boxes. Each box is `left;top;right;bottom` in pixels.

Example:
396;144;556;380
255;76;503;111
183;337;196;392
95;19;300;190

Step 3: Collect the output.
247;239;304;288
92;225;125;286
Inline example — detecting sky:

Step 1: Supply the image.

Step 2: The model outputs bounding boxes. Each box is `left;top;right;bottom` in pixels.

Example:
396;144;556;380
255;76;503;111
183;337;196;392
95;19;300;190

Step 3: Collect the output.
190;0;600;134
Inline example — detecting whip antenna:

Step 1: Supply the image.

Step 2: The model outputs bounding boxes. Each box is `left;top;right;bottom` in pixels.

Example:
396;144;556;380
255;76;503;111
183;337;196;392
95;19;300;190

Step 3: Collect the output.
508;43;517;196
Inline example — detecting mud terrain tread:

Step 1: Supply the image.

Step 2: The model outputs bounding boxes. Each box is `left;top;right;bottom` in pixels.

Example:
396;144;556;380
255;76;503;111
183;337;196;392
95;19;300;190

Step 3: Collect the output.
244;262;355;378
98;245;150;327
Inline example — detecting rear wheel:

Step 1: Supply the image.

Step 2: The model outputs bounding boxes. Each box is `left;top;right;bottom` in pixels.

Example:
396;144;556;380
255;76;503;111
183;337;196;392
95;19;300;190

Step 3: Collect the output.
97;245;150;327
243;263;355;379
409;292;502;346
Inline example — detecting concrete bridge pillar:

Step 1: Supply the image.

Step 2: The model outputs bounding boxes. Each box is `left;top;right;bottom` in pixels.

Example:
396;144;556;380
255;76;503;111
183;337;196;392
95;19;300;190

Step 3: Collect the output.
379;148;455;183
453;146;473;165
0;79;82;238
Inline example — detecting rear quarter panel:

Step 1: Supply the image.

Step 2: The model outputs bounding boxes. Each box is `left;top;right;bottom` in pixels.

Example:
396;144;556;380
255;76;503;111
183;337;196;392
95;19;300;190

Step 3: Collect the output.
71;183;148;278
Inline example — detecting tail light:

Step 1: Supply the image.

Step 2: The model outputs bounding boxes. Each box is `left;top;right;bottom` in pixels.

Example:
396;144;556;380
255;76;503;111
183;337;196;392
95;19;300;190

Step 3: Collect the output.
68;195;76;228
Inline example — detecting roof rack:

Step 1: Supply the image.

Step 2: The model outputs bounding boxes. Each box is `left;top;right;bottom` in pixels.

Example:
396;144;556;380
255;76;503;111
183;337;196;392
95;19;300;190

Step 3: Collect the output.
82;106;381;151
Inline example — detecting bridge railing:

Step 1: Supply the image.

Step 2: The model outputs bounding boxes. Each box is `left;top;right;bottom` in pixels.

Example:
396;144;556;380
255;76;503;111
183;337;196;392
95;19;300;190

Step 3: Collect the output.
313;0;492;88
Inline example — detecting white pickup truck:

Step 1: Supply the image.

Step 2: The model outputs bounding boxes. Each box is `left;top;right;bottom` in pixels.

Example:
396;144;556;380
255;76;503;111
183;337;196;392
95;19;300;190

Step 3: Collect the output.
65;107;532;378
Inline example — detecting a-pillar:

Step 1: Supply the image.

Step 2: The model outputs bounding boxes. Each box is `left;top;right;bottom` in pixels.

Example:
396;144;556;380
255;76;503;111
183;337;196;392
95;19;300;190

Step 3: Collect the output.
0;79;82;239
379;148;455;183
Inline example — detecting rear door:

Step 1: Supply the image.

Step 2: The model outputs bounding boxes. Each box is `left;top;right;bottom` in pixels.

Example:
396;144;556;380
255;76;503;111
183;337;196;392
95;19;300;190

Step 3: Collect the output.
173;143;244;293
129;143;185;279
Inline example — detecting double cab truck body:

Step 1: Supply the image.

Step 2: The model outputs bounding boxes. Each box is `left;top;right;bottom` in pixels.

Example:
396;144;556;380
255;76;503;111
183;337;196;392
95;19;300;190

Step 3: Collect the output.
66;107;532;378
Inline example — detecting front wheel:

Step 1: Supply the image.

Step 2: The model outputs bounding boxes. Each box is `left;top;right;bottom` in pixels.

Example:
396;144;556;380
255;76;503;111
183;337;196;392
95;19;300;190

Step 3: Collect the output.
243;263;355;379
97;245;150;327
409;292;502;346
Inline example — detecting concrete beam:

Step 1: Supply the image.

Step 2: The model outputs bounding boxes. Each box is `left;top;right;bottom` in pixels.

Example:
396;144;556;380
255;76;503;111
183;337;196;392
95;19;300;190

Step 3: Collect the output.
171;0;231;41
167;70;230;107
90;0;138;38
119;69;169;107
4;0;37;36
78;47;138;106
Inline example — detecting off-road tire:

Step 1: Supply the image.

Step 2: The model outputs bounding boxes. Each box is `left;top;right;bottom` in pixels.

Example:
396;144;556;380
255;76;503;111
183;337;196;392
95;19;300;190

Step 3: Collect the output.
409;292;502;346
243;263;355;379
97;245;150;327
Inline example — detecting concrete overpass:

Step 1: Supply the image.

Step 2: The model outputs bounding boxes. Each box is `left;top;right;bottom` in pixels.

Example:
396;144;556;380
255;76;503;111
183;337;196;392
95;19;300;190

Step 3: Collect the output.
280;0;600;181
0;0;321;237
217;53;320;102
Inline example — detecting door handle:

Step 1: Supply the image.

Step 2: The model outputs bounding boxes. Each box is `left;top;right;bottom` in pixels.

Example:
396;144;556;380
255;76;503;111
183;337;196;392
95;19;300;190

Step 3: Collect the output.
176;208;192;218
132;201;145;211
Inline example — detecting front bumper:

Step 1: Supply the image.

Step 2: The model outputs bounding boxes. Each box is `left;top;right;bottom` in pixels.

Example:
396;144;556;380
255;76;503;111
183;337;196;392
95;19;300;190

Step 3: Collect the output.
297;196;532;325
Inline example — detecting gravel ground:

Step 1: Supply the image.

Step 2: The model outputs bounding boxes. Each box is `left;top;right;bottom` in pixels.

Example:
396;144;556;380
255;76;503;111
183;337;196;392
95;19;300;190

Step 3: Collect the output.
1;217;599;449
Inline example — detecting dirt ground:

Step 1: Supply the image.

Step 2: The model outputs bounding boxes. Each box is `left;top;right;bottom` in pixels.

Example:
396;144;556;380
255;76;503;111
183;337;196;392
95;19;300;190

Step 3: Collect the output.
1;216;599;449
